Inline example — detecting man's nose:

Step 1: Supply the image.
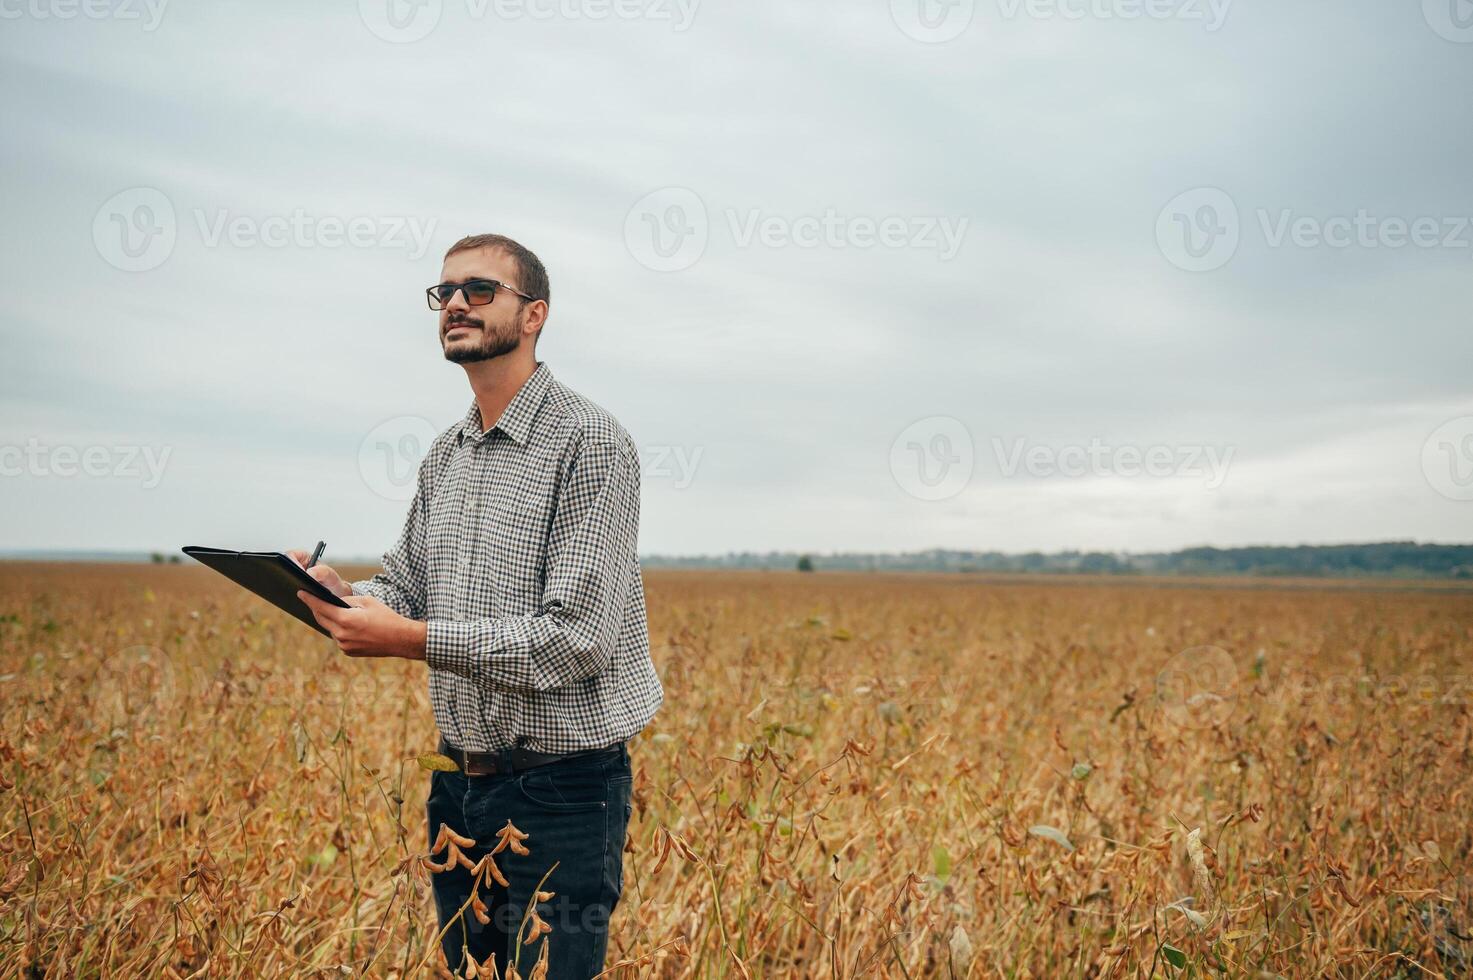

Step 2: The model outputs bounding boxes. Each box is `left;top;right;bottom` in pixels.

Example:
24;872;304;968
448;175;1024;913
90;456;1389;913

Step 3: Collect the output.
444;287;471;313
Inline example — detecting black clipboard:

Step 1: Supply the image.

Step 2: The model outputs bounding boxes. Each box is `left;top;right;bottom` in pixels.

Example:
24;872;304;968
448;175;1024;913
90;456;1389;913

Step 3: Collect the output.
182;546;350;636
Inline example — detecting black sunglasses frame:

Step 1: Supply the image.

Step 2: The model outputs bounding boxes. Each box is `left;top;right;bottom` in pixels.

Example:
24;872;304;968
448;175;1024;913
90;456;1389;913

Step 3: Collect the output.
425;278;538;311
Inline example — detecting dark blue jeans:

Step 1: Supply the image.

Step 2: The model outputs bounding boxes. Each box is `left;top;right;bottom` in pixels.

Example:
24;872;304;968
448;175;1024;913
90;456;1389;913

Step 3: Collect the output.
425;743;633;979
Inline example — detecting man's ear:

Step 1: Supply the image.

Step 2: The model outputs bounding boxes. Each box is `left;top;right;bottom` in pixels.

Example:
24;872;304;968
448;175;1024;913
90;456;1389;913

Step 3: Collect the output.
522;299;549;336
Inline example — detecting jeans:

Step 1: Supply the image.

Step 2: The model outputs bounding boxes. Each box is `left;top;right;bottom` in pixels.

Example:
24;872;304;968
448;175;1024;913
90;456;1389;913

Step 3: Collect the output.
425;742;634;979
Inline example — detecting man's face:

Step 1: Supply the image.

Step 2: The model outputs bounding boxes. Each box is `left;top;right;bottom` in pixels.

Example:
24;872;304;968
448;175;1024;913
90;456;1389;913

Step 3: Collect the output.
437;247;531;364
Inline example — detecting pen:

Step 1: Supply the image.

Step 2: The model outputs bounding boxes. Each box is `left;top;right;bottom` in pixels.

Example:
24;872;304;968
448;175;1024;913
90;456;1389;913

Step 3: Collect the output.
306;540;326;569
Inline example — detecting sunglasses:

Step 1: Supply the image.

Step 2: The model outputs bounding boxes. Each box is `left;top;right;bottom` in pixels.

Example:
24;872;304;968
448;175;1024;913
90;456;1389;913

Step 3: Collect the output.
425;278;537;311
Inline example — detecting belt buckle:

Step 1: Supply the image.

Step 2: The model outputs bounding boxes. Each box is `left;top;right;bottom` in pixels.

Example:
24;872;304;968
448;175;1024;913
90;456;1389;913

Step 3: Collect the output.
463;748;508;777
464;754;494;777
441;740;493;778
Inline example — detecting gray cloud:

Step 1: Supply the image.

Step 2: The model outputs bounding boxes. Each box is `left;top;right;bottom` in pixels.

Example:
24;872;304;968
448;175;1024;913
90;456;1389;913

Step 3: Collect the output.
1;0;1470;556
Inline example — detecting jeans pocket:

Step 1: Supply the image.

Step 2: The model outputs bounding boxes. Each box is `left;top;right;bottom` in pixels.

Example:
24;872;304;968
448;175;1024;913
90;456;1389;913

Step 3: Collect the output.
516;764;610;813
609;775;633;896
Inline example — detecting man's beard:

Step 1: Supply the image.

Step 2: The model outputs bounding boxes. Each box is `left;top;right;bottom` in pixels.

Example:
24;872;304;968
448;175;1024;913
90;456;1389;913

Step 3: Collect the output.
442;315;522;364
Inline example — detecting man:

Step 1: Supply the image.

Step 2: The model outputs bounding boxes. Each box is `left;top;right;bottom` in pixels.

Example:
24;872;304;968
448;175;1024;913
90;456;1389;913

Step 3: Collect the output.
291;233;663;979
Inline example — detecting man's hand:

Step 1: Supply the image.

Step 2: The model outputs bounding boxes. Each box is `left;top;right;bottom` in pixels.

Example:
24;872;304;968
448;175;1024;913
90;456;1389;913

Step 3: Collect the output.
297;591;428;660
287;548;352;598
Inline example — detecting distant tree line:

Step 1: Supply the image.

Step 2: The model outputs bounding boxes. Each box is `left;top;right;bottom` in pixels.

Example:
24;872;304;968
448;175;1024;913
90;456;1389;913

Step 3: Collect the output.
641;542;1473;579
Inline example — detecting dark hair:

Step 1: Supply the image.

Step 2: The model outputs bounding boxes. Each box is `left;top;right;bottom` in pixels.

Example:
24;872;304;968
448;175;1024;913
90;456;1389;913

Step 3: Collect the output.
444;234;550;305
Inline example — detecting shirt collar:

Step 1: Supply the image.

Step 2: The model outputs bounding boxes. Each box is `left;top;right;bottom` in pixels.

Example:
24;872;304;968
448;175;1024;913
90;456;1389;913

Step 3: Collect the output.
457;362;553;447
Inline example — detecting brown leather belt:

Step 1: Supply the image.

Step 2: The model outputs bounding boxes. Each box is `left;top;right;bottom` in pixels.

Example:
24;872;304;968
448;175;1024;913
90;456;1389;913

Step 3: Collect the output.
437;736;622;777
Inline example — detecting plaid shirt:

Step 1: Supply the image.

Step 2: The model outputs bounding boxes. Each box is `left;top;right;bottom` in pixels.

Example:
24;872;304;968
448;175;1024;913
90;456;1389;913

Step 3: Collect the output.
350;362;662;753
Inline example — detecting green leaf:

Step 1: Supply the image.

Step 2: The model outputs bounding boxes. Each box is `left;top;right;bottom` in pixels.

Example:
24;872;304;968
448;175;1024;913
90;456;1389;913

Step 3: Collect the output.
830;628;852;641
416;752;459;772
932;844;951;881
307;844;338;867
1161;943;1187;969
1071;762;1093;781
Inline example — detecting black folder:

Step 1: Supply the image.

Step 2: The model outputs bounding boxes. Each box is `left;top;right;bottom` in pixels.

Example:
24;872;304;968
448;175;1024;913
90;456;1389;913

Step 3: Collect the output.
182;546;350;636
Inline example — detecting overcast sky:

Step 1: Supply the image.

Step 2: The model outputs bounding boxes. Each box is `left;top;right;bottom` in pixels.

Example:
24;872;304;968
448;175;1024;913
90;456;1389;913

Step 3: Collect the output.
1;0;1470;558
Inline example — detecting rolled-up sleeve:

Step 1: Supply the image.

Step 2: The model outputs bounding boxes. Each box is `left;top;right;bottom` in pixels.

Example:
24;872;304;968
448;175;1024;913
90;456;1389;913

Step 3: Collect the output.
423;434;639;693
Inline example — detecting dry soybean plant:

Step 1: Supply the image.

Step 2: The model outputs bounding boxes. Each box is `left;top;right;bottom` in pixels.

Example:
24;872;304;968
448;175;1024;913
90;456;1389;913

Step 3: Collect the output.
1;563;1470;977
